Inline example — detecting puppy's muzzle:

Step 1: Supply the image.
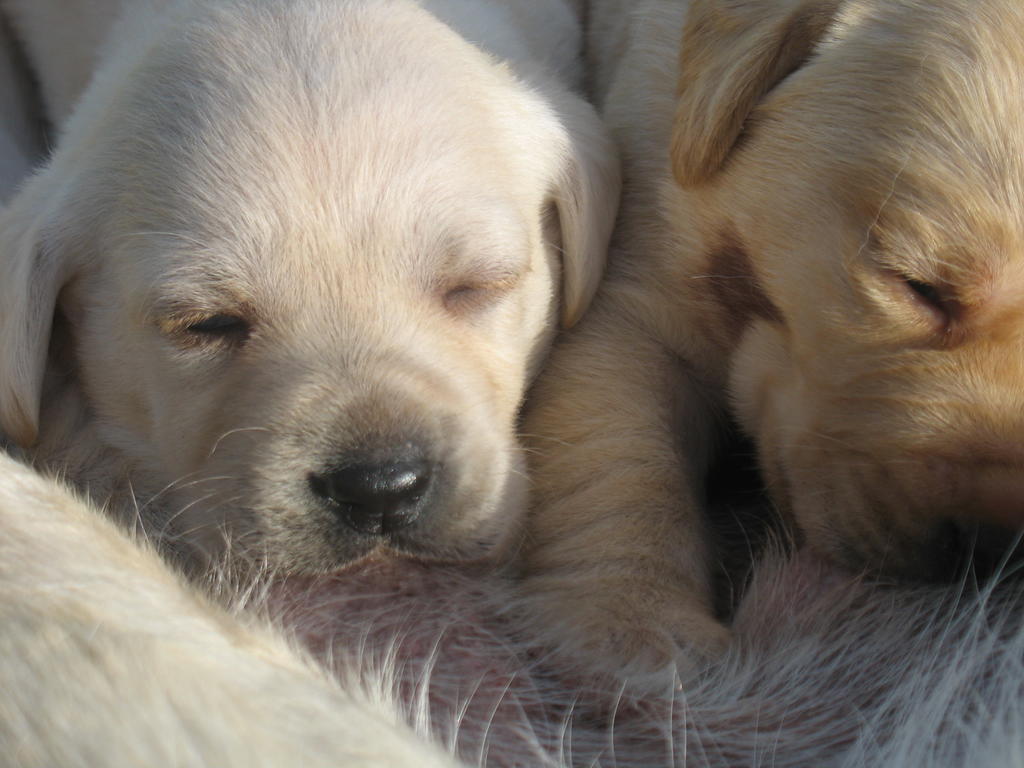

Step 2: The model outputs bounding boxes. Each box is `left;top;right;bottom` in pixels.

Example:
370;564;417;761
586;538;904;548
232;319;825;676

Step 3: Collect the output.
926;468;1024;581
851;461;1024;583
309;451;436;537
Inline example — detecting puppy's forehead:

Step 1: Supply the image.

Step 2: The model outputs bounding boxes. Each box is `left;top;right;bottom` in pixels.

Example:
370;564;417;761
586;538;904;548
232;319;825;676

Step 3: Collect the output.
759;0;1024;259
137;190;530;303
92;0;551;303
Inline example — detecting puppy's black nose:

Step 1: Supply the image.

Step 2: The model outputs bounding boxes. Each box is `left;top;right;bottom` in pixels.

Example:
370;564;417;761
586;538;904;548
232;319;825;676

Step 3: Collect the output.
309;459;433;536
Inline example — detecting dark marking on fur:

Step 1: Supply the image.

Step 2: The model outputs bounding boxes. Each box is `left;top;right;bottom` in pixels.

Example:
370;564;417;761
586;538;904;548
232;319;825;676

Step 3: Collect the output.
705;229;783;343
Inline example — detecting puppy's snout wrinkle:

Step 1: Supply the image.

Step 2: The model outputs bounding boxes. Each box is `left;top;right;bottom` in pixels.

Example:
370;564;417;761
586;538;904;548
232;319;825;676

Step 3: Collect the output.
310;458;434;536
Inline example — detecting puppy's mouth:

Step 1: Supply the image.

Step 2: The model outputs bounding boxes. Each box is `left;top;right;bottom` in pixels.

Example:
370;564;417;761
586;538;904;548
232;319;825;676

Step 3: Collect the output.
271;554;497;597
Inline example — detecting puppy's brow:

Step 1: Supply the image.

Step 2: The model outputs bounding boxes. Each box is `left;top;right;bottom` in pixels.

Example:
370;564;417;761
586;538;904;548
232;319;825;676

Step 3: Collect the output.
436;218;531;288
148;292;256;325
448;257;525;285
438;201;529;260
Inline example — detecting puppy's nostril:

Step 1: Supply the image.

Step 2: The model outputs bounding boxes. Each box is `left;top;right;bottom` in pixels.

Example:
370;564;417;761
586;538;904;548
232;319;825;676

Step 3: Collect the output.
309;459;433;536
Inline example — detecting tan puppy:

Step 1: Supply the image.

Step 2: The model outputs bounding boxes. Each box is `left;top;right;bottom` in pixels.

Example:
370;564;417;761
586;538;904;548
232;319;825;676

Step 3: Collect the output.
0;0;618;576
522;0;1024;684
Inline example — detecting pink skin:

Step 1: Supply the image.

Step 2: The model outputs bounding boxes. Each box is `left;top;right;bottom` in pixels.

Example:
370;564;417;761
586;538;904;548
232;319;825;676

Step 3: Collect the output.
259;549;876;766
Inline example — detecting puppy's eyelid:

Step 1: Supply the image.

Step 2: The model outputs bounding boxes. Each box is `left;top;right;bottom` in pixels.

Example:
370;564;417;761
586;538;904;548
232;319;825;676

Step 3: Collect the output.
159;311;253;349
186;313;249;335
886;270;959;335
903;277;943;307
441;274;520;314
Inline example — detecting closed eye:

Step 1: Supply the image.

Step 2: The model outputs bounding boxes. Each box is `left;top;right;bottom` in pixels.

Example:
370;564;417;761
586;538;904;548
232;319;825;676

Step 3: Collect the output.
903;277;943;308
160;311;253;349
892;272;957;333
186;314;250;336
442;274;520;315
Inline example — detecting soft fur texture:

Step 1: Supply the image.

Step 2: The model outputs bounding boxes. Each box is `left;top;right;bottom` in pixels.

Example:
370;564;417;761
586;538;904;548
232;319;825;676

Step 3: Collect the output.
520;0;1024;684
0;0;619;576
0;452;462;768
7;3;1024;766
5;452;1024;767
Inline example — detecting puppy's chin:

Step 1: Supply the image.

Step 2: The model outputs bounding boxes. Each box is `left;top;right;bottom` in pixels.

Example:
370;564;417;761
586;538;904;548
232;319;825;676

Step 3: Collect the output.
171;503;522;591
269;555;498;607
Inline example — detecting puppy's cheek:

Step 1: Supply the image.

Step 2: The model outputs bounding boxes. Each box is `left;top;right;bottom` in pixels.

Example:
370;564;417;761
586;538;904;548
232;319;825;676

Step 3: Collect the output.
464;438;528;562
729;326;868;553
728;321;799;446
421;422;525;561
728;321;813;514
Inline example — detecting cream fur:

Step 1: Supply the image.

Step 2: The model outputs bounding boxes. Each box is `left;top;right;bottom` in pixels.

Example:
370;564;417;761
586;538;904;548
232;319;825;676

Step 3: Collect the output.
4;2;1024;764
521;0;1024;684
0;0;619;576
0;451;462;768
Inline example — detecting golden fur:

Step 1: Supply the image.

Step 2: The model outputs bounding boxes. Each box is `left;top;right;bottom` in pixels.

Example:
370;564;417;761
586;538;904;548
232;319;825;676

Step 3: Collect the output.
520;0;1024;684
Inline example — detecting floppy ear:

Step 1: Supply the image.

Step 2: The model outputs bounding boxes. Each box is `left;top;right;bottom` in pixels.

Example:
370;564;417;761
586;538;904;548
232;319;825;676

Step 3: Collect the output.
548;95;621;328
671;0;843;187
0;194;69;448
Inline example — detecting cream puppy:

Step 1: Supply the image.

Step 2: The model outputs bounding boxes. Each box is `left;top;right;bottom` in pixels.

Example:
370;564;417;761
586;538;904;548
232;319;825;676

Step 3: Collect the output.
0;0;618;575
522;0;1024;684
